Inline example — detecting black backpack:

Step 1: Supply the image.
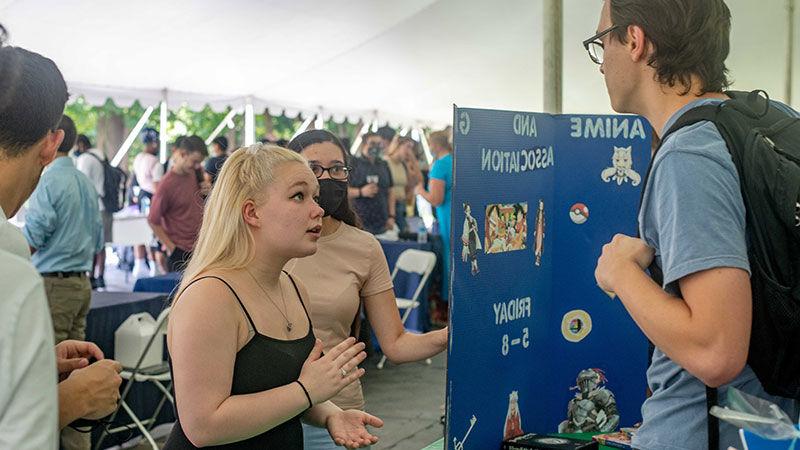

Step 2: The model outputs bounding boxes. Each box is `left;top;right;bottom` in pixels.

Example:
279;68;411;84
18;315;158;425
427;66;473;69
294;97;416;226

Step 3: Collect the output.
642;90;800;449
87;152;128;213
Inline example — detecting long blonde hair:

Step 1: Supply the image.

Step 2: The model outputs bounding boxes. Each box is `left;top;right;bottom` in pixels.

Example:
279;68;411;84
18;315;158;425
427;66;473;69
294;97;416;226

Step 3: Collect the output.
175;143;307;301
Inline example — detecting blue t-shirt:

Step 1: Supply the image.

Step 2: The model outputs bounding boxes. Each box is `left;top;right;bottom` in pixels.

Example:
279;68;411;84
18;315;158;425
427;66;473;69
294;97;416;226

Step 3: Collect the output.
429;153;453;239
633;98;800;450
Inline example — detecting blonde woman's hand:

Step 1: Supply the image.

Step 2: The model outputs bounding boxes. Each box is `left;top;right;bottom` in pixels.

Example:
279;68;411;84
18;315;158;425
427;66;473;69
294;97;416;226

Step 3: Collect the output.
327;409;383;448
297;338;367;405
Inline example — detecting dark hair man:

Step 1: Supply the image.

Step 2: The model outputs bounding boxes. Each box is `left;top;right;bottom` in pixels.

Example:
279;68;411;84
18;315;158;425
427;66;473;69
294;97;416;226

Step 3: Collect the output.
148;135;208;272
0;27;122;449
589;1;799;448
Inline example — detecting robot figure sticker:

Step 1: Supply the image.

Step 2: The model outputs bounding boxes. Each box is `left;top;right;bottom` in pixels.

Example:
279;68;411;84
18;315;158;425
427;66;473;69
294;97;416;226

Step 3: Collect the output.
559;368;620;434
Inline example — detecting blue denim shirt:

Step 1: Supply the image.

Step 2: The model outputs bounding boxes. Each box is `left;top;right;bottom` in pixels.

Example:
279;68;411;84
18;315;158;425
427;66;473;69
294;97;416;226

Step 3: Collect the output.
23;156;103;273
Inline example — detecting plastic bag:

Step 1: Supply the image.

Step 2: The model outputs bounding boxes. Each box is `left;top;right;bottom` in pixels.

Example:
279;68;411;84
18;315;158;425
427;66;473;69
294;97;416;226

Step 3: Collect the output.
709;387;800;441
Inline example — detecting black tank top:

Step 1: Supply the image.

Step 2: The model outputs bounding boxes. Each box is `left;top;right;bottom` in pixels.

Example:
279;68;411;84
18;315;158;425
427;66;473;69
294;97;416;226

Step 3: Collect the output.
163;272;315;449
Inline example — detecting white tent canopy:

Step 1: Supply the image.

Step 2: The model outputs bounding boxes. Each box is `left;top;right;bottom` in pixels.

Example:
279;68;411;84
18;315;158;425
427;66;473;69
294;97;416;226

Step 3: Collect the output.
2;0;798;128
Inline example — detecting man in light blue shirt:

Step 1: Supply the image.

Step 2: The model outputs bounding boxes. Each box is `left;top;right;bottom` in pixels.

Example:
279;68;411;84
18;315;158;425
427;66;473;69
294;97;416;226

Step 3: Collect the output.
23;114;103;344
587;1;798;449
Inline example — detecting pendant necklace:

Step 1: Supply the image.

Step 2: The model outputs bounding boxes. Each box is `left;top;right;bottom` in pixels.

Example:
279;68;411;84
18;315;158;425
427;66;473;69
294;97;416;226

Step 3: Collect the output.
246;269;293;333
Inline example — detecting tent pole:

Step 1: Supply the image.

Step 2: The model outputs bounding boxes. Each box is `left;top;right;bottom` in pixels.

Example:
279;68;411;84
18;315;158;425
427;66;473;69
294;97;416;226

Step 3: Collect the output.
205;109;239;145
159;89;168;164
787;0;795;105
244;97;256;145
110;106;154;167
543;0;563;114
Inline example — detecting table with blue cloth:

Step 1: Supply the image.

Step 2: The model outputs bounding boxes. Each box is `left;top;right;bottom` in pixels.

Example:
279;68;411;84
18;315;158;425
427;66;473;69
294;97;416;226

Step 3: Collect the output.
85;291;173;447
378;238;438;333
133;271;182;295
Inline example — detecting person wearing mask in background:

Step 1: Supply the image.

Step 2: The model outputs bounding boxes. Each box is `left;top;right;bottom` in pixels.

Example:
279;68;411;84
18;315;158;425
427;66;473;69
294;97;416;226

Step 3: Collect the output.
415;130;453;295
287;130;447;450
148;135;208;272
75;135;112;289
203;135;228;185
348;132;395;235
132;127;165;278
0;28;122;449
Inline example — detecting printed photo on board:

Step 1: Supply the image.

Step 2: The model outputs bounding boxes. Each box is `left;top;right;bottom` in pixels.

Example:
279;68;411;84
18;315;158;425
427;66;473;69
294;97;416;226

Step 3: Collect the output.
485;202;528;254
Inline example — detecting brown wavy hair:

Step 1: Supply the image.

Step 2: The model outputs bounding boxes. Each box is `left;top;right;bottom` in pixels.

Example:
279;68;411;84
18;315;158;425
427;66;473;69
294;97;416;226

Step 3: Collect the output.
609;0;731;95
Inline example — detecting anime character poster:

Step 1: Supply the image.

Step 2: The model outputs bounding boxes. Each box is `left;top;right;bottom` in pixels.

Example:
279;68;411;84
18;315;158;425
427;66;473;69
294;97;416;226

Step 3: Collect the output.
447;107;651;449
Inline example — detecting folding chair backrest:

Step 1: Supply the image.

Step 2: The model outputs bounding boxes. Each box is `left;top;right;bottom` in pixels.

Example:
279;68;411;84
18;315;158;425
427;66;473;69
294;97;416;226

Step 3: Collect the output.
391;249;437;303
393;249;437;276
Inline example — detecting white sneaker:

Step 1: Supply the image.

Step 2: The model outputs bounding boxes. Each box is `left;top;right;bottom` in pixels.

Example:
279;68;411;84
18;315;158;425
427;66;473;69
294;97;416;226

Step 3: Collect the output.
133;261;150;279
150;264;166;277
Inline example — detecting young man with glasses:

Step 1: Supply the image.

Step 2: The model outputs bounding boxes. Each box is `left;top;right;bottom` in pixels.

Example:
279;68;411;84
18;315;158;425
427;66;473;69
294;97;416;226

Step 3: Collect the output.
588;1;799;449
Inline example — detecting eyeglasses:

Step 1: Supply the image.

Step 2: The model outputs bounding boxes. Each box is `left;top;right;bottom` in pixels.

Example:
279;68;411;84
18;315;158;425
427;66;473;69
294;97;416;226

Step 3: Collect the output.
582;25;620;65
309;163;350;180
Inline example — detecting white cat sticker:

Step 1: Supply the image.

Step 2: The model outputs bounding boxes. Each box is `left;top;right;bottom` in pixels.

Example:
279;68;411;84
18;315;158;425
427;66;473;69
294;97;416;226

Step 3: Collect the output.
601;146;641;186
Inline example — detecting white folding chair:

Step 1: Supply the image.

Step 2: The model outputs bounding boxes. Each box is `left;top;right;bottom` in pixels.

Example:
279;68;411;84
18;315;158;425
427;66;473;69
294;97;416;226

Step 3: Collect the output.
95;307;172;450
377;249;437;369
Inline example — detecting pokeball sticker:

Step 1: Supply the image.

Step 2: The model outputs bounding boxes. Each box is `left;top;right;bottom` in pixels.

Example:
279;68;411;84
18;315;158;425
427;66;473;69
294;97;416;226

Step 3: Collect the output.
569;203;589;224
561;310;592;343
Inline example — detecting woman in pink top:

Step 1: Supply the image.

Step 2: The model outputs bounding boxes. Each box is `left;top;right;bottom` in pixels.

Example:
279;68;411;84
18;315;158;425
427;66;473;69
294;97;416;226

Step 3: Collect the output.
286;130;448;450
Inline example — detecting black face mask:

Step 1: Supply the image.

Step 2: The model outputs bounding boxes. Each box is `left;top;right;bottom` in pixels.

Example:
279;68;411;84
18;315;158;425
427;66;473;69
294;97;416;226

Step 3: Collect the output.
317;179;348;217
367;143;383;159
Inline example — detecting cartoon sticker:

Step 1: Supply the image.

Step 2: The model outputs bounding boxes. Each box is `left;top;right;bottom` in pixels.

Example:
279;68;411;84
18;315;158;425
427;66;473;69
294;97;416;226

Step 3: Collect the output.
453;414;477;450
561;309;592;343
461;203;482;275
484;203;528;254
569;202;589;225
559;368;619;433
601;145;641;186
503;391;524;441
533;199;545;266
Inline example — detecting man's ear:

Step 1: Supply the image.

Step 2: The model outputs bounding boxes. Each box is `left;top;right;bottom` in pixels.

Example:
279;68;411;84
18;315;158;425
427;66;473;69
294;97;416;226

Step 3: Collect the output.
39;129;64;166
627;24;649;63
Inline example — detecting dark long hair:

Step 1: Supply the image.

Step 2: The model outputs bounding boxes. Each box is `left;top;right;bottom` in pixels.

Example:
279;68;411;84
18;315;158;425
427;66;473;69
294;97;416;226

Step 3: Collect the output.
287;129;361;229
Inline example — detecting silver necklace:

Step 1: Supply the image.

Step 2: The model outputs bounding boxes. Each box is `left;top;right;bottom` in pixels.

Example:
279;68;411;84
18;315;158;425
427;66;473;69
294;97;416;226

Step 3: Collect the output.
246;269;293;333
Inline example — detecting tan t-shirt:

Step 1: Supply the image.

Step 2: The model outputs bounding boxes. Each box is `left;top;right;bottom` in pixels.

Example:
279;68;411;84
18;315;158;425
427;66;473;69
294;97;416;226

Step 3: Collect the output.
285;222;394;410
385;158;408;202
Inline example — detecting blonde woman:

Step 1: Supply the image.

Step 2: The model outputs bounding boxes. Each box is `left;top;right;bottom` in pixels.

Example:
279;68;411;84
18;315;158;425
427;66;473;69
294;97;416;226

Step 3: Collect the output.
164;144;383;449
286;130;448;450
384;136;422;232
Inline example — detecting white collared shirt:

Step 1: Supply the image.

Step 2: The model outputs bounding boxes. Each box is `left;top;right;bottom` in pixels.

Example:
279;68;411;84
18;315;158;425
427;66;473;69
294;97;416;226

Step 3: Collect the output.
0;206;58;449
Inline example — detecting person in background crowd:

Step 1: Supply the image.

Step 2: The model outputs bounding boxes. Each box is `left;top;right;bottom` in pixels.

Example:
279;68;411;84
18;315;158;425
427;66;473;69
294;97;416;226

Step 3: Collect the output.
0;27;122;449
132;127;165;277
384;135;422;233
148;135;208;272
70;134;91;163
590;0;799;448
75;135;112;289
415;130;453;294
203;135;228;185
164;144;382;449
23;114;109;449
287;130;447;450
348;132;395;235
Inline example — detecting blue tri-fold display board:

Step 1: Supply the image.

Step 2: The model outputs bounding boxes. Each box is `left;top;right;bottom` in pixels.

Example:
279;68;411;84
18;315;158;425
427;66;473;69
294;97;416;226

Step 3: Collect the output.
446;106;652;450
